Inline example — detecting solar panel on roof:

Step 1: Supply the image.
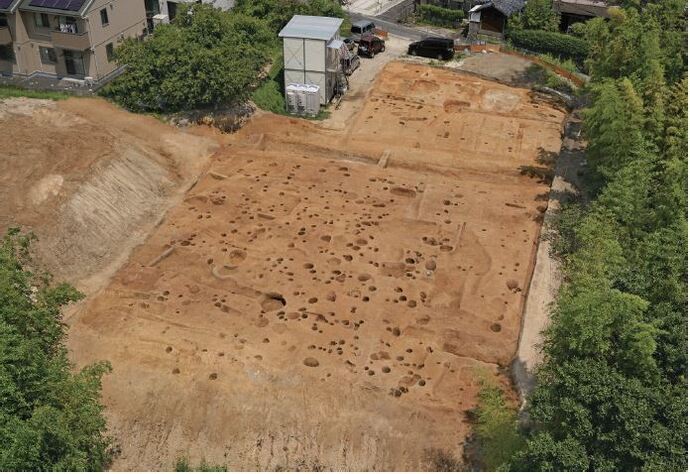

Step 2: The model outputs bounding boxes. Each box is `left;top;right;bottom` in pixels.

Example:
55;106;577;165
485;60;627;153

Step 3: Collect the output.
27;0;87;11
0;0;15;9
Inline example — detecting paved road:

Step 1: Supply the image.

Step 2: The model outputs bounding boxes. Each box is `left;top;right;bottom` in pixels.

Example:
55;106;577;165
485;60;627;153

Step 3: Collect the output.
348;11;460;43
349;11;424;41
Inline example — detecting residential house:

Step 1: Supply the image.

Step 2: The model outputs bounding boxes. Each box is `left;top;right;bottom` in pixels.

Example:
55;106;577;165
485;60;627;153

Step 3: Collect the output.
0;0;148;84
468;0;524;38
553;0;611;31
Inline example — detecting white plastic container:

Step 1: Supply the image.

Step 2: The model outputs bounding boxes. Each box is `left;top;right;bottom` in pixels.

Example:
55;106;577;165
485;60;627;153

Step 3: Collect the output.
285;83;320;116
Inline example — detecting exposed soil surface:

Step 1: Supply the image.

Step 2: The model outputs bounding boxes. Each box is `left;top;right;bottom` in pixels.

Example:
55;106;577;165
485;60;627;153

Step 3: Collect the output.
0;97;220;293
456;53;537;85
65;62;566;470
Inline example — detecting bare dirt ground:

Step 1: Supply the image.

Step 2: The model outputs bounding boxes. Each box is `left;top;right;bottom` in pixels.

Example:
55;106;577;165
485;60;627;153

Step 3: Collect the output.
64;61;566;470
321;35;408;131
400;51;540;88
0;97;220;293
456;53;536;84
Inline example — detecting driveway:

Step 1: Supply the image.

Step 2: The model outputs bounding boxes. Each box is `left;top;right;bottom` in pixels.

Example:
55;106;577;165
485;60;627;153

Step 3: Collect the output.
321;34;409;130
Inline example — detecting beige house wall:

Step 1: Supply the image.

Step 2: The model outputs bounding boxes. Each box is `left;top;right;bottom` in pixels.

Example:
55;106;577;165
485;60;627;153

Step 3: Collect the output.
83;0;147;79
2;0;147;81
0;13;23;74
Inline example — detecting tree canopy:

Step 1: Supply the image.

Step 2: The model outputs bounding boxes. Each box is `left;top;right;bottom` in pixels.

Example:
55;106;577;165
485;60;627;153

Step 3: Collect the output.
103;4;274;112
0;229;112;471
509;0;561;32
506;0;688;470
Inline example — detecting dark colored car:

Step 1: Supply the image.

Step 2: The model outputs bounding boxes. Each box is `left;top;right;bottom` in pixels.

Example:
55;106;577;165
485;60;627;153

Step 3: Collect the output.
408;37;455;60
358;34;385;58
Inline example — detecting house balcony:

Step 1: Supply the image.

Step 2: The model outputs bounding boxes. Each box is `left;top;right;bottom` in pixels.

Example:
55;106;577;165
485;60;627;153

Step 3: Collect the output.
50;29;90;50
0;26;11;45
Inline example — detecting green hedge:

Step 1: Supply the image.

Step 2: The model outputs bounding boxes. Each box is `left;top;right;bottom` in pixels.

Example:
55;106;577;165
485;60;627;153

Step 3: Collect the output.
508;29;589;62
418;4;464;28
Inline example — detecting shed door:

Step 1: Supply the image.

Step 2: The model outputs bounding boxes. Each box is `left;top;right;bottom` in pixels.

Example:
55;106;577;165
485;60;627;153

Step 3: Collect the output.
283;38;304;70
304;39;325;71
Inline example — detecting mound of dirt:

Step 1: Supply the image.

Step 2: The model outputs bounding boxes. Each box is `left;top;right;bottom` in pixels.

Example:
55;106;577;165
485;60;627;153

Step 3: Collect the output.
0;97;220;292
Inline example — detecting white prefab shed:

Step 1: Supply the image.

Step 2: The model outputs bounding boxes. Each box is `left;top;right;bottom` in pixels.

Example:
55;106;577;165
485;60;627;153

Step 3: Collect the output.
279;15;344;105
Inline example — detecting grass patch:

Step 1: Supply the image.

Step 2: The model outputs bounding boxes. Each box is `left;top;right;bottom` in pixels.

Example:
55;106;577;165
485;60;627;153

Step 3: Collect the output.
0;85;71;100
174;457;226;472
537;53;580;74
250;51;331;121
544;70;575;94
251;52;285;114
471;378;525;470
339;15;352;38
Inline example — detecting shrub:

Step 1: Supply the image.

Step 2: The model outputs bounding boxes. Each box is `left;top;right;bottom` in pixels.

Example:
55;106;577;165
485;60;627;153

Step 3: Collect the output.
417;4;464;28
508;29;589;62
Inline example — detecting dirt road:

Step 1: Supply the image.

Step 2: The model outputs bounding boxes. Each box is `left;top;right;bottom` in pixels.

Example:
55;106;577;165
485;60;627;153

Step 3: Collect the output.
65;62;566;470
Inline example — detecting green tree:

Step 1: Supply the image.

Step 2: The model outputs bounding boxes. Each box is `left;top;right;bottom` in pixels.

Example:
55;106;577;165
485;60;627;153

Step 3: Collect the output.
0;229;112;470
103;5;274;112
653;77;689;227
509;2;688;470
510;0;560;32
234;0;345;34
583;3;687;84
584;78;646;183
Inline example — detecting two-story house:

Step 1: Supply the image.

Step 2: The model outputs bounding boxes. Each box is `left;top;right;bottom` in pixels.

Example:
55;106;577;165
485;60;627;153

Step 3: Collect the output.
0;0;148;84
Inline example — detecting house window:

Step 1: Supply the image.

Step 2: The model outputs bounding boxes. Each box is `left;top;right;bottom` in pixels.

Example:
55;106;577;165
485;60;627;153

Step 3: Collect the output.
100;8;109;26
35;12;50;29
106;42;115;62
57;16;78;33
0;44;14;61
0;14;9;27
39;46;57;64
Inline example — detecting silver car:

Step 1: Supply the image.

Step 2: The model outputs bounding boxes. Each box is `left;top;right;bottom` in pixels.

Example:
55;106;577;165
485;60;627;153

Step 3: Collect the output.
350;20;375;42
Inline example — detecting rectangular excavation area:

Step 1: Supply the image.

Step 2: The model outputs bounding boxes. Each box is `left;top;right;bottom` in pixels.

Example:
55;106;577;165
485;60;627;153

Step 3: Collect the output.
68;62;566;470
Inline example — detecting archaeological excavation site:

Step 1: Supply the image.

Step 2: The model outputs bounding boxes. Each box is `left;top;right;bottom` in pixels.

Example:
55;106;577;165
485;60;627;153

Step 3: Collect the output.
1;60;566;470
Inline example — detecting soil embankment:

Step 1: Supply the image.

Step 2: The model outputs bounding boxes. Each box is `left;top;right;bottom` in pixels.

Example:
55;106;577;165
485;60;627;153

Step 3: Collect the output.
0;97;220;293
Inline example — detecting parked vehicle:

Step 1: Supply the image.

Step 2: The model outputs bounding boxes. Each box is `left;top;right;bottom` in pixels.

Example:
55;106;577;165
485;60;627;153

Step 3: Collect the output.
341;53;360;75
408;37;455;60
343;37;356;51
350;20;375;42
358;34;385;58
